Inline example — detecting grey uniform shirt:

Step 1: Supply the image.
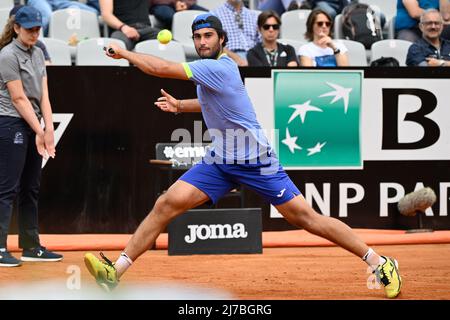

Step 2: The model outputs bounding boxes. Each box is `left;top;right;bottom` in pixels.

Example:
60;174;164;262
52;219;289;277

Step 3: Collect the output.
0;38;47;119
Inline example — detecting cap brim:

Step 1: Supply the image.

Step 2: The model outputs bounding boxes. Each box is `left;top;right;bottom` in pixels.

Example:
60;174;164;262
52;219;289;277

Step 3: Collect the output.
19;22;42;29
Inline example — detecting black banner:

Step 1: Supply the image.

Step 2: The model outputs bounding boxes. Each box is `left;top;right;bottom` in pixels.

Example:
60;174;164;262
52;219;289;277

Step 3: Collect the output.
168;208;262;255
8;67;449;233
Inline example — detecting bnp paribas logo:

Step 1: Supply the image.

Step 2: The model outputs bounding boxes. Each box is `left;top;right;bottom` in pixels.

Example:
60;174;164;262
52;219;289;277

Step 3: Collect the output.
273;70;363;169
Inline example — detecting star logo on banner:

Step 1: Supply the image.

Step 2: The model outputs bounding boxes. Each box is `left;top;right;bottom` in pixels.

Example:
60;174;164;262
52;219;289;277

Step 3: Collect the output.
287;100;323;124
282;128;302;154
40;113;73;169
307;142;327;156
319;82;352;113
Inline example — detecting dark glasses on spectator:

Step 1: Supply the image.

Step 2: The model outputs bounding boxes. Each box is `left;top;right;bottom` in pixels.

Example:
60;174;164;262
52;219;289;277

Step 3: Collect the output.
316;21;331;27
262;24;280;30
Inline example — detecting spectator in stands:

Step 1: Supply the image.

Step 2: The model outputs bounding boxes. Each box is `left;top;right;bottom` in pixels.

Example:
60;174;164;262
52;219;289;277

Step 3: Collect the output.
27;0;100;35
100;0;160;50
247;10;299;66
298;9;348;66
395;0;443;43
257;0;306;16
406;9;450;65
212;0;260;62
8;5;51;65
148;1;208;30
0;6;63;267
308;0;352;20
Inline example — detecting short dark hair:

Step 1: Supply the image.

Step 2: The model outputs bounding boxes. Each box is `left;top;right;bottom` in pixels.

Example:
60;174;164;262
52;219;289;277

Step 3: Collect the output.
304;9;333;41
257;10;281;29
191;13;228;47
217;29;228;47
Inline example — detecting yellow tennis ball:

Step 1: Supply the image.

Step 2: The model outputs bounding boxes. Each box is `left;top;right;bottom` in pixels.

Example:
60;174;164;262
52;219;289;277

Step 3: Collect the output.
157;29;172;44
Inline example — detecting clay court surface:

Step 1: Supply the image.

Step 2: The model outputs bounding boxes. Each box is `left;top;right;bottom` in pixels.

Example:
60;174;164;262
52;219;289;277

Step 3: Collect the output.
1;235;450;300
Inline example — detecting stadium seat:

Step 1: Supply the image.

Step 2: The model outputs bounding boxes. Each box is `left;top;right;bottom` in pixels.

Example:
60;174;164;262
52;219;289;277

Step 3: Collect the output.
172;10;204;60
49;8;100;44
197;0;223;11
98;15;109;37
386;15;396;39
41;38;72;66
0;8;9;31
76;38;129;66
335;39;368;66
134;39;186;62
253;9;262;16
333;13;344;39
278;38;306;53
280;9;311;42
0;0;13;9
248;0;258;10
370;39;413;66
149;14;165;30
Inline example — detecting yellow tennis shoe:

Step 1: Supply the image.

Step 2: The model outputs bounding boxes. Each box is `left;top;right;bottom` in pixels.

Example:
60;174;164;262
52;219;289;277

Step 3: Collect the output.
84;252;118;292
375;256;402;298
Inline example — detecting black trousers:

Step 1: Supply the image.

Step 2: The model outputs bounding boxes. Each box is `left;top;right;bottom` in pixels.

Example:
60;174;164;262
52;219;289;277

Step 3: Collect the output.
0;116;41;249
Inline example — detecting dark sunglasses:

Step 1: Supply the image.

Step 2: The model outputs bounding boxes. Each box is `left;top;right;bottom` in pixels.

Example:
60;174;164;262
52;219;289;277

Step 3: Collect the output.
262;24;280;30
316;21;331;27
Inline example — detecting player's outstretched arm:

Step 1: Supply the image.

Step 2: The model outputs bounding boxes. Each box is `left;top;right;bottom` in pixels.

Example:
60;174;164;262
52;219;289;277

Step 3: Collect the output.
154;89;201;113
105;43;189;80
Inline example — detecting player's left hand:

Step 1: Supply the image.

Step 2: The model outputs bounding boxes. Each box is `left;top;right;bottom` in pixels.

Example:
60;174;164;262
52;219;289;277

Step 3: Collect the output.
154;89;179;113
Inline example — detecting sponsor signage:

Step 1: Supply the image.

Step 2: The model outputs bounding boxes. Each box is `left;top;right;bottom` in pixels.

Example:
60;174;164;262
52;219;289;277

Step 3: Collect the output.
31;68;449;233
245;70;450;227
273;70;363;169
247;75;450;163
168;208;262;255
155;142;209;168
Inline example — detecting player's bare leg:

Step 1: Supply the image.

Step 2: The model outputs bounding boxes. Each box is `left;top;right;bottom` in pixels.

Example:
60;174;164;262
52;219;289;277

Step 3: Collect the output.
84;180;209;291
124;180;210;261
275;195;402;298
275;195;369;257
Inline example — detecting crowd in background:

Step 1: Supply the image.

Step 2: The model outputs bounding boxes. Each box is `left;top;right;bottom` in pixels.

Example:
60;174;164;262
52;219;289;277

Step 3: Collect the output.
1;0;450;67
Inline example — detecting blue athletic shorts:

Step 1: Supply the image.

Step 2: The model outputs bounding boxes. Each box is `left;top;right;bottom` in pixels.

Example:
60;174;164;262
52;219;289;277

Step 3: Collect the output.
179;154;301;206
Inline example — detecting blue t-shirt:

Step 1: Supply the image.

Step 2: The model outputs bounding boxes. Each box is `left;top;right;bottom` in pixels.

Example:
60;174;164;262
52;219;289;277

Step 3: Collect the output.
315;55;337;67
395;0;439;31
183;54;271;162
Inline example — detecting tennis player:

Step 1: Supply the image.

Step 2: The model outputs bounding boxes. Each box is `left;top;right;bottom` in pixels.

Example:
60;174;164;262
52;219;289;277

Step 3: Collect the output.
84;13;401;298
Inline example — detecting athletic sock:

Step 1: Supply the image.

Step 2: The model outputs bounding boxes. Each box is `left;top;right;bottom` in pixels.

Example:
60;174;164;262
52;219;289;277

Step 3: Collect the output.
362;248;386;271
115;252;133;278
